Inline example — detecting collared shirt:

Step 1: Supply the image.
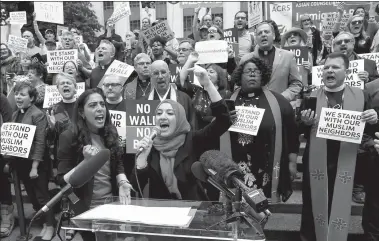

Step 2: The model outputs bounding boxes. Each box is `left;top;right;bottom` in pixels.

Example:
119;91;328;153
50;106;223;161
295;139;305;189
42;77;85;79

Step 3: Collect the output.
258;46;276;69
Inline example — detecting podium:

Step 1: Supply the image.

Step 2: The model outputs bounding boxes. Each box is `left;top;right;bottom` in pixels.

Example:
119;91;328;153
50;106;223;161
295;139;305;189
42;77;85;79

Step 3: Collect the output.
61;197;266;241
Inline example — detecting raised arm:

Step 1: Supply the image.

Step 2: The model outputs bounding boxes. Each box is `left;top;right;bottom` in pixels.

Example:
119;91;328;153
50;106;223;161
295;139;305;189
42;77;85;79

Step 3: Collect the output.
32;12;46;45
192;8;201;42
332;5;344;33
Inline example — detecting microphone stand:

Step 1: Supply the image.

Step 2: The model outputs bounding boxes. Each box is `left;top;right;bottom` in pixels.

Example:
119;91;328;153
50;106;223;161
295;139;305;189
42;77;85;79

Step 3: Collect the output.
55;193;79;241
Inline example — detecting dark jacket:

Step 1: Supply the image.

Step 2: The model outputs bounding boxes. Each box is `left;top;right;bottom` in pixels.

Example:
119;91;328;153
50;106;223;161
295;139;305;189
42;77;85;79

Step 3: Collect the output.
89;61;113;89
0;93;13;124
130;100;231;200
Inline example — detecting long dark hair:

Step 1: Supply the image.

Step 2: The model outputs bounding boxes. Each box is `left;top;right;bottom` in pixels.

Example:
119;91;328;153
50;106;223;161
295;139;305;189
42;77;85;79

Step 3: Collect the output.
69;89;122;158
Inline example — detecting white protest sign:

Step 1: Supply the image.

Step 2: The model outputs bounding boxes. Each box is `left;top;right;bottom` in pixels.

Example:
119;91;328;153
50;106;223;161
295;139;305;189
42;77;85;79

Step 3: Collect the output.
179;2;223;9
195;40;228;64
9;11;27;25
43;82;85;108
312;59;364;89
56;25;69;41
248;2;263;28
321;13;350;33
109;110;127;145
358;53;379;69
97;60;135;88
0;123;36;158
74;35;83;45
141;21;174;44
8;35;28;54
34;2;64;24
316;108;365;144
269;2;293;32
47;49;78;73
108;2;131;24
228;106;265;136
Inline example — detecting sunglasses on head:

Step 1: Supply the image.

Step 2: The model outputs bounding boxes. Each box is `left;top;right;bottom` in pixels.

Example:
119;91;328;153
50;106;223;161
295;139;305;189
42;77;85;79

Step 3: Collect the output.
351;20;363;25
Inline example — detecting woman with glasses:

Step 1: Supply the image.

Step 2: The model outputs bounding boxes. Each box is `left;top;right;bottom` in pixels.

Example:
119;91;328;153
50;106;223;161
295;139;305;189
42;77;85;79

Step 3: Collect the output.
299;14;322;66
149;35;177;65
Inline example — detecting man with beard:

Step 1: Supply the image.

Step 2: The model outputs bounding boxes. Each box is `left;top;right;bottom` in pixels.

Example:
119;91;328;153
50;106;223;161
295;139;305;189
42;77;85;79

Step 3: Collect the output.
22;30;41;57
89;40;115;89
124;53;152;100
234;11;255;59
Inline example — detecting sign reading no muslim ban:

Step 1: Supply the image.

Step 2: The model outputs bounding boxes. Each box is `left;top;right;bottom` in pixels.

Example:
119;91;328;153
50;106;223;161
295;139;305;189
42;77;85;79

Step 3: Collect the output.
223;28;238;43
179;2;223;9
229;106;265;136
9;11;27;25
125;100;160;153
47;49;78;73
8;35;28;54
283;46;309;66
312;59;364;89
195;40;228;64
34;2;64;24
141;21;174;44
0;123;36;158
97;60;135;88
316;108;365;144
108;2;131;24
109;110;127;146
43;82;85;108
358;53;379;70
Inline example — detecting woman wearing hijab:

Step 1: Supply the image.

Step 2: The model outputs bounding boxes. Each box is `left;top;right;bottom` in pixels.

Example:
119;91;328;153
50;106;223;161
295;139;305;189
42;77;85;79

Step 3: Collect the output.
131;65;232;201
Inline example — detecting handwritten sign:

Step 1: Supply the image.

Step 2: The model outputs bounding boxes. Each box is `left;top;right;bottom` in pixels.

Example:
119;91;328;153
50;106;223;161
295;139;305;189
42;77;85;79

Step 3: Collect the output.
97;60;135;88
223;28;238;43
34;2;64;24
141;21;174;44
317;108;365;144
43;82;85;108
195;40;228;64
9;11;27;25
248;2;263;28
108;2;131;24
125;100;160;153
74;35;83;45
109;110;127;146
358;53;379;69
283;46;309;66
179;2;223;9
47;49;78;73
8;35;28;54
312;59;364;89
321;13;350;33
0;123;36;158
229;106;265;136
56;25;69;41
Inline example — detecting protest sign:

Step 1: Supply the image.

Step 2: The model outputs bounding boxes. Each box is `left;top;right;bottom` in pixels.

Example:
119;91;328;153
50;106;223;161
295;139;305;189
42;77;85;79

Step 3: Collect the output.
74;35;83;45
34;2;64;24
312;59;364;89
31;53;46;65
0;123;36;158
229;106;265;136
168;64;195;84
179;2;223;9
9;11;27;25
223;28;238;43
47;49;78;73
43;82;85;108
283;46;309;66
321;13;350;33
140;1;156;25
248;2;263;28
56;25;69;41
141;21;174;44
8;35;27;54
195;40;228;64
125;100;160;153
268;2;293;34
109;110;127;145
358;53;379;70
97;60;135;88
316;108;365;144
108;2;131;24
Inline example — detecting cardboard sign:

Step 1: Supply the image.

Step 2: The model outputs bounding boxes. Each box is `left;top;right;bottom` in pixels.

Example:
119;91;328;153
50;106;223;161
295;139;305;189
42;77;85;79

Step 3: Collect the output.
108;2;131;24
321;13;350;33
34;2;64;24
141;21;174;44
229;106;265;136
8;35;28;54
56;25;69;41
358;53;379;70
74;35;83;45
223;28;238;43
97;60;135;88
125;100;160;153
179;2;223;9
248;2;263;28
312;60;365;89
0;123;36;158
195;40;228;64
316;108;365;144
47;49;78;73
109;110;127;145
43;82;85;108
283;46;309;66
9;11;27;25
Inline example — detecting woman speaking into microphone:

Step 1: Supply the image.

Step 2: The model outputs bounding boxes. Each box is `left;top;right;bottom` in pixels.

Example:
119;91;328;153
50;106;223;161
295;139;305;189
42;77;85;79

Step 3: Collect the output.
131;65;233;201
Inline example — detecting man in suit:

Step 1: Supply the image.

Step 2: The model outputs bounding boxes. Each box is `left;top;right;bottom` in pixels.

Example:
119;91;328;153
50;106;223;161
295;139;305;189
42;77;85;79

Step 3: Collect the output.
240;21;303;102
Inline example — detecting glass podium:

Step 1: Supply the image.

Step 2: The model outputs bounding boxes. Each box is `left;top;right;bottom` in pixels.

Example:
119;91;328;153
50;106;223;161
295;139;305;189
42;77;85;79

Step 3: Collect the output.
61;197;266;241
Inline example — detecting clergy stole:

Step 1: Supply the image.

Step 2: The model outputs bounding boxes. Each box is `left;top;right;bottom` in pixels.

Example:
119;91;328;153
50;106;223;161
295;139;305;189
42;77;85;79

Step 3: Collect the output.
309;86;364;241
124;76;138;100
220;87;283;204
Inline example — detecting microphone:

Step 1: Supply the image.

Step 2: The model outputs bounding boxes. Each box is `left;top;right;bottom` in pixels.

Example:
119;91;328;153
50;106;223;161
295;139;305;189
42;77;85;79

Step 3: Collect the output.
35;149;110;218
136;127;161;156
199;150;269;214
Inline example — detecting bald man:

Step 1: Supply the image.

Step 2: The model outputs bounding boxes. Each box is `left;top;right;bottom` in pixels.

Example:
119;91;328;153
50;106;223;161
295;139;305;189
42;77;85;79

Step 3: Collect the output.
148;60;197;129
22;30;41;56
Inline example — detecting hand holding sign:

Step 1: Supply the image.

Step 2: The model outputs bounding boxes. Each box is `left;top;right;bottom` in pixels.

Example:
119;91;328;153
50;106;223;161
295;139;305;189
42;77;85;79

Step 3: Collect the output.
374;133;379;153
357;71;369;83
361;109;378;124
301;109;317;126
302;60;311;71
336;2;345;14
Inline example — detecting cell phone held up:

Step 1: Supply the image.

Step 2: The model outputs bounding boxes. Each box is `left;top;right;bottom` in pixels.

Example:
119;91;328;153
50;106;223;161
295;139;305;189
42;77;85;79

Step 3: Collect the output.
302;96;317;112
225;99;235;112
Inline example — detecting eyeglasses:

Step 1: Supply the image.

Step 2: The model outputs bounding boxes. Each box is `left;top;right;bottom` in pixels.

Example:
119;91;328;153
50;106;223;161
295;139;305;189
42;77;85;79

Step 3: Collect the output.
137;62;151;66
243;69;262;75
301;19;311;23
290;32;300;37
152;71;168;77
235;17;246;20
103;83;121;88
351;20;363;25
208;29;218;34
335;39;353;45
178;48;190;52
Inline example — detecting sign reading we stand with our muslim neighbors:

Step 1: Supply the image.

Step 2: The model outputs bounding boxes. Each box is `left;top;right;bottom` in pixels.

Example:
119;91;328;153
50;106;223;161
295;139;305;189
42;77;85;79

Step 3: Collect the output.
317;108;365;144
109;110;127;146
8;35;28;53
47;49;78;73
43;82;85;108
358;53;379;70
229;106;265;136
125;100;160;153
0;123;36;158
142;21;174;44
